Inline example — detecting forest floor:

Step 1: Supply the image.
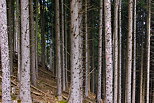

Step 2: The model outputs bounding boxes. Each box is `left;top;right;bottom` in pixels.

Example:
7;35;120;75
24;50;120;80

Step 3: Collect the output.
0;60;96;103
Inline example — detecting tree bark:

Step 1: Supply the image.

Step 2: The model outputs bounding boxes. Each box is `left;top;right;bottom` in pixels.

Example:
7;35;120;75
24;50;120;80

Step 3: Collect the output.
20;0;32;102
104;0;113;102
30;0;37;86
146;0;151;103
97;0;103;102
125;0;133;102
16;0;21;82
61;0;66;91
35;0;39;78
132;0;136;102
0;0;12;102
118;0;122;102
85;0;90;97
64;0;68;88
40;0;45;69
78;0;83;101
140;40;144;103
55;0;62;100
7;0;14;75
113;0;119;102
68;0;82;102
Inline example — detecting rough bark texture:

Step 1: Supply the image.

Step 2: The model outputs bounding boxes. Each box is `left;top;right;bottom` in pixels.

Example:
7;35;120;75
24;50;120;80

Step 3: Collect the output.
68;0;82;102
132;0;136;102
104;0;113;102
16;0;21;82
125;0;133;102
113;0;119;102
30;0;37;86
78;0;83;102
0;0;12;102
55;0;62;100
97;0;103;102
20;0;32;102
118;0;122;102
61;0;66;91
85;0;90;97
146;0;151;103
64;0;68;88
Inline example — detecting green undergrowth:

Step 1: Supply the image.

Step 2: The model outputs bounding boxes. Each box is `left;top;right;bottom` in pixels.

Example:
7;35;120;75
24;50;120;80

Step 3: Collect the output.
58;100;68;103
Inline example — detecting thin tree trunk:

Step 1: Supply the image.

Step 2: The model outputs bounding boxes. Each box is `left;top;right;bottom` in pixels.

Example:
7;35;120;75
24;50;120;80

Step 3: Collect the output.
20;0;32;102
113;0;119;102
35;0;39;78
61;0;66;91
142;72;145;102
7;0;14;75
140;40;144;103
104;0;113;102
118;0;122;102
50;28;53;71
30;0;37;86
40;0;45;69
78;0;83;101
0;0;12;102
97;0;103;102
85;0;90;97
55;0;62;100
132;0;136;102
64;0;68;88
146;0;151;103
16;0;21;82
68;0;82;102
91;19;95;93
125;0;133;102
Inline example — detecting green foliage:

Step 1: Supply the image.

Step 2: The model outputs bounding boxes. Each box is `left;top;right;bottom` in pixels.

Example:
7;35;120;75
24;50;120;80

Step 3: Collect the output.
58;100;68;103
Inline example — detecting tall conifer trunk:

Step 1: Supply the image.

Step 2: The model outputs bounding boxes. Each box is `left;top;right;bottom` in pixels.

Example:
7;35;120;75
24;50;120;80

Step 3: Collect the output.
20;0;32;102
104;0;113;102
0;0;12;102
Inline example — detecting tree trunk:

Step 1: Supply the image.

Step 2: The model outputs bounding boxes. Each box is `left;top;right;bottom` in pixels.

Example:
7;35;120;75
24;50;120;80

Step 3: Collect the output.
132;0;136;102
55;0;62;100
125;0;133;102
118;0;122;102
68;0;82;102
40;0;45;69
30;0;37;86
0;0;12;102
146;0;151;103
85;0;90;97
104;0;113;102
91;14;95;94
35;0;39;78
20;0;32;102
7;0;14;75
64;0;68;88
61;0;66;91
97;0;103;102
16;0;21;82
113;0;119;102
78;0;83;101
140;40;144;103
50;28;53;71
